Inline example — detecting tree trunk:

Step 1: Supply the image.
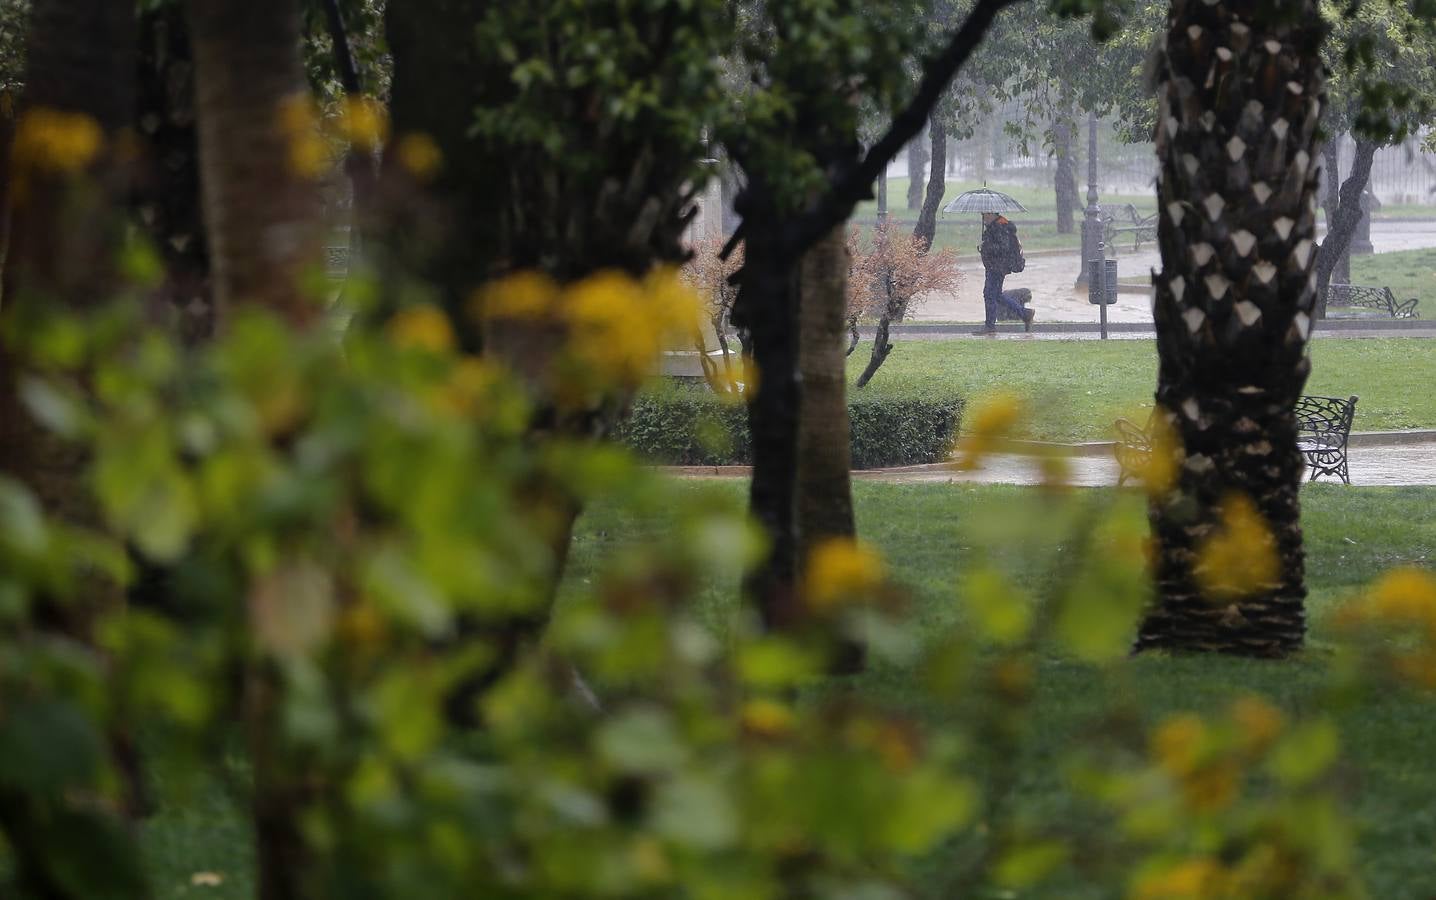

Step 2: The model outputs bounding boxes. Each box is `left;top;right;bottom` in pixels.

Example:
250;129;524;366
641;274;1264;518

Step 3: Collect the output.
188;2;320;897
1134;0;1325;658
906;122;928;211
913;120;947;252
733;203;803;631
796;225;855;548
189;0;321;330
1318;139;1349;289
134;5;213;344
1313;138;1376;319
1054;113;1077;234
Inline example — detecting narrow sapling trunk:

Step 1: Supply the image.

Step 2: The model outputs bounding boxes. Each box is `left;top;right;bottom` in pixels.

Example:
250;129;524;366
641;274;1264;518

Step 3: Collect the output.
1134;0;1326;658
1313;137;1375;319
913;120;947;252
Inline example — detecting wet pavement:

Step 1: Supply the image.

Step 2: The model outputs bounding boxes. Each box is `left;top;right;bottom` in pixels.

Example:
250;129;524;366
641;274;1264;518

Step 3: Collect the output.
911;220;1436;326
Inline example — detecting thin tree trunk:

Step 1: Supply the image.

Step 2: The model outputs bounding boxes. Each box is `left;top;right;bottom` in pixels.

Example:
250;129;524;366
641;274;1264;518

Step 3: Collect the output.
1313;138;1376;319
0;0;148;888
796;224;855;547
189;0;321;329
906;122;928;211
1318;139;1349;289
188;2;320;896
135;5;213;344
733;205;803;631
1054;113;1077;235
1134;0;1325;658
913;120;947;251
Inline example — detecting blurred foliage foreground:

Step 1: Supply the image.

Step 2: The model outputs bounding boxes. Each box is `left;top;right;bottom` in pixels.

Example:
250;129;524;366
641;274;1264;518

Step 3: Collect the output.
3;260;1436;899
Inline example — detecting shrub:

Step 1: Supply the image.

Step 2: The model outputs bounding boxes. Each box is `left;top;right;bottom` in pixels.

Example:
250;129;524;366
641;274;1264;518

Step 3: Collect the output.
619;383;963;468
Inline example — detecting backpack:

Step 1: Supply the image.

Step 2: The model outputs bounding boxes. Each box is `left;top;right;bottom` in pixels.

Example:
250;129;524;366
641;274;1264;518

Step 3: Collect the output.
1006;224;1025;274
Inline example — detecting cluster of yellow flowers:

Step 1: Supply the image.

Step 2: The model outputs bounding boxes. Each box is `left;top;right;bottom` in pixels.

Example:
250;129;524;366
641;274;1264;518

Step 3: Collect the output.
953;390;1025;470
1193;493;1280;601
474;267;702;399
12;107;103;176
803;537;886;610
1337;567;1436;687
1134;697;1297;898
276;92;440;182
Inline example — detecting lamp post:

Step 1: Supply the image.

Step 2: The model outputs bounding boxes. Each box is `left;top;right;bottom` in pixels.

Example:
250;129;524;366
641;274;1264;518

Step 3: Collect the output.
1075;110;1102;288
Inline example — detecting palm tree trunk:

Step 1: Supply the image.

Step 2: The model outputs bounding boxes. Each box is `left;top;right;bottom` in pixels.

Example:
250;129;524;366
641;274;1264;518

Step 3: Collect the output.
1134;0;1326;658
1313;137;1375;318
914;120;948;251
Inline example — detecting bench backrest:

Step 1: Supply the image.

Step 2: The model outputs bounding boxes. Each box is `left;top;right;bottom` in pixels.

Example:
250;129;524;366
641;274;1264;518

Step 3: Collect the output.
1327;284;1393;308
1294;394;1357;439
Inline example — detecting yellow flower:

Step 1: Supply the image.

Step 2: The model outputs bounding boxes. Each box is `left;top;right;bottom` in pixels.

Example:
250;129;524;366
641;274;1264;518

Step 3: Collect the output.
954;390;1024;469
1138;408;1181;496
1131;858;1224;899
1151;713;1206;778
386;304;455;354
337;96;388;151
1194;494;1279;601
1229;695;1284;753
277;94;329;178
395;132;443;180
642;265;704;340
1357;567;1436;624
564;270;661;386
473;271;559;322
741;698;796;738
433;356;499;416
804;537;886;609
13;107;103;174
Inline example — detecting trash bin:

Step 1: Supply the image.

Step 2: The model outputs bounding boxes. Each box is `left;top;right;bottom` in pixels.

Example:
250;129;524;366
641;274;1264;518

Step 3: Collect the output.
1087;257;1118;305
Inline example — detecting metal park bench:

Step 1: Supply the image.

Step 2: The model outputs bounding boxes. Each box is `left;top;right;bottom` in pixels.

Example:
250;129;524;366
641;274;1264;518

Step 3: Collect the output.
1114;395;1359;486
1102;204;1158;253
1327;283;1419;319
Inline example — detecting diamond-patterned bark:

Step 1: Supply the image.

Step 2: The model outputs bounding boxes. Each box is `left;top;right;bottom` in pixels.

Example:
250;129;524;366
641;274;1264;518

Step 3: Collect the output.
1135;0;1327;657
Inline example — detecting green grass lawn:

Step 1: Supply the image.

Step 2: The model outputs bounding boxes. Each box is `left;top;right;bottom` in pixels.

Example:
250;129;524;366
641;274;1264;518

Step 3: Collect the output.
850;337;1436;442
564;481;1436;898
1350;247;1436;305
137;482;1436;898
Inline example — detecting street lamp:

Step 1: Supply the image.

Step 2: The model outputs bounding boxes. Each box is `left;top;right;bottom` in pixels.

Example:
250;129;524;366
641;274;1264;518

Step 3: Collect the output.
1075;110;1102;288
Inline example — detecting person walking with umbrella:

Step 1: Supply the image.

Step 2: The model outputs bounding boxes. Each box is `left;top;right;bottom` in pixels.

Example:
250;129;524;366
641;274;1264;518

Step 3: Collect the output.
945;188;1035;335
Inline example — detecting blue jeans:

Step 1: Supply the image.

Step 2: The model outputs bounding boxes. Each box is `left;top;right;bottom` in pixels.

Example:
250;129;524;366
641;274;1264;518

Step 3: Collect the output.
983;268;1026;327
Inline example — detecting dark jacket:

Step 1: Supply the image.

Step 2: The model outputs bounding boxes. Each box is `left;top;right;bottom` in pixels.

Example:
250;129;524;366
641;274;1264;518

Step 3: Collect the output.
980;216;1023;274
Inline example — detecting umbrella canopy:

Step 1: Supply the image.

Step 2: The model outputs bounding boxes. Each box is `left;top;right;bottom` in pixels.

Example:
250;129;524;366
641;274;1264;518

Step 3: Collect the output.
943;187;1027;214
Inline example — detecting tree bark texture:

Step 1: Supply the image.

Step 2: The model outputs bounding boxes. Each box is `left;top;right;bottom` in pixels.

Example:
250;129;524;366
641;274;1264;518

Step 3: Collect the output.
906;122;928;210
1313;137;1375;319
0;0;133;539
732;204;803;631
134;5;213;344
1054;114;1078;234
188;0;321;328
188;2;322;897
1134;0;1326;658
796;224;855;549
913;119;947;252
1318;139;1349;289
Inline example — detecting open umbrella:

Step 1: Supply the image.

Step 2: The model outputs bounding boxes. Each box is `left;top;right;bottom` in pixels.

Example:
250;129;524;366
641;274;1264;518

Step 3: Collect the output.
943;187;1027;214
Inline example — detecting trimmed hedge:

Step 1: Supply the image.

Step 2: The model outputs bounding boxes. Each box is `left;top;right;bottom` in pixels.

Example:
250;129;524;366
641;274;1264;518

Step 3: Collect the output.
619;384;963;469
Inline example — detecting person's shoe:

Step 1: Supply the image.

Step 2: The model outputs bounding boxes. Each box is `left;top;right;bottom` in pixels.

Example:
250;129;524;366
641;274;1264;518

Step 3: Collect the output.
1022;308;1036;332
971;325;998;336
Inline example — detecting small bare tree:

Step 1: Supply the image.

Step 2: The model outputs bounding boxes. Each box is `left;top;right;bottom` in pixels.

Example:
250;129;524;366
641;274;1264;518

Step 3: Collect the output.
848;219;962;387
682;236;746;394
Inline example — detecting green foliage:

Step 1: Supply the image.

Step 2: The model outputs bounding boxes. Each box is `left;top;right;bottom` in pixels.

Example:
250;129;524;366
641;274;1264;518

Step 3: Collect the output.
618;384;963;469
